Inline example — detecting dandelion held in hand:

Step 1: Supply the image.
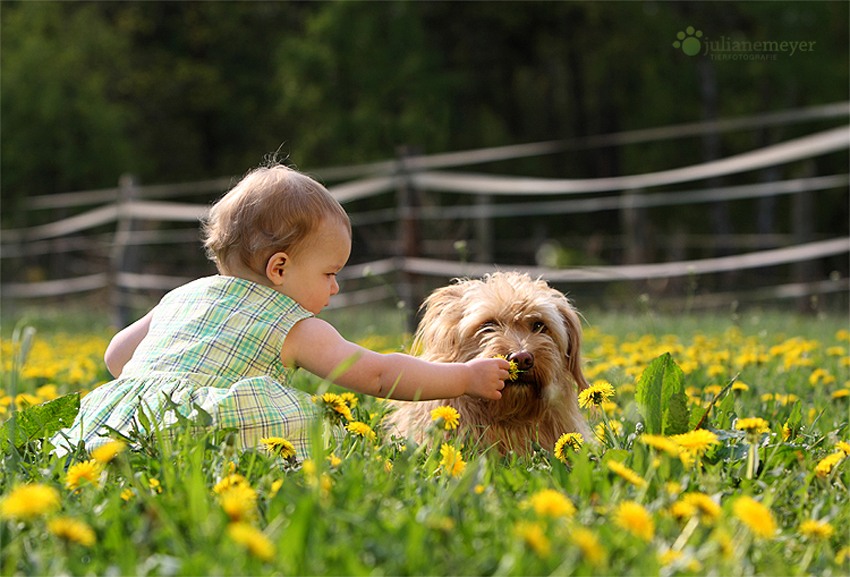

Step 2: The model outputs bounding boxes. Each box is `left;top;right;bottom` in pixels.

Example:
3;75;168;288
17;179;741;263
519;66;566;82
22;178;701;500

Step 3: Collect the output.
493;355;521;381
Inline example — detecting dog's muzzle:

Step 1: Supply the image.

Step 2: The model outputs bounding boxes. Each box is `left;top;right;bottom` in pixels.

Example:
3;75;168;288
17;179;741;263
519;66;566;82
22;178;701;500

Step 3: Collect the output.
507;350;537;388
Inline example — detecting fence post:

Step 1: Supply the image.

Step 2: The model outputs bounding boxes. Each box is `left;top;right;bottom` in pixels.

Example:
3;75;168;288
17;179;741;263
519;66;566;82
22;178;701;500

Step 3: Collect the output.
396;146;422;333
621;188;648;265
792;161;817;313
110;174;139;328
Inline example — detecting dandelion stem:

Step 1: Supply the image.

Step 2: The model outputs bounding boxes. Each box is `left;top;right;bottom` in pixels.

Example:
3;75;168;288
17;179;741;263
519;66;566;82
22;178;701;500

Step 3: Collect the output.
746;442;759;480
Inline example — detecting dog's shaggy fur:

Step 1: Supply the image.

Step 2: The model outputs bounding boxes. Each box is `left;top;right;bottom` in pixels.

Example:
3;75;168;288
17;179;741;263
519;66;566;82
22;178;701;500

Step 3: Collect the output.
386;271;592;455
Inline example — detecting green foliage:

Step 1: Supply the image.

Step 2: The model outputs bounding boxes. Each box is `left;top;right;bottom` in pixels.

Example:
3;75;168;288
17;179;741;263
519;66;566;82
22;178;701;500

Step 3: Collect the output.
1;313;849;576
635;352;690;435
1;393;79;447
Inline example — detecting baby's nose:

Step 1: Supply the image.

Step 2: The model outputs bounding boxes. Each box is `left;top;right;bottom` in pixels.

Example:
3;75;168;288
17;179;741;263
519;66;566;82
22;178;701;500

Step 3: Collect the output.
508;351;534;371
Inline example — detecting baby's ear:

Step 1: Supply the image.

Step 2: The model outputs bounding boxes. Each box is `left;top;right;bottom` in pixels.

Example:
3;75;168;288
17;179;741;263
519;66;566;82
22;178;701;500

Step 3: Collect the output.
265;252;288;284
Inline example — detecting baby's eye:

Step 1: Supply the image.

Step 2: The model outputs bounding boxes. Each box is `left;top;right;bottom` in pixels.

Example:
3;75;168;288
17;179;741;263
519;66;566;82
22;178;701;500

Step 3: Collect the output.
532;321;547;333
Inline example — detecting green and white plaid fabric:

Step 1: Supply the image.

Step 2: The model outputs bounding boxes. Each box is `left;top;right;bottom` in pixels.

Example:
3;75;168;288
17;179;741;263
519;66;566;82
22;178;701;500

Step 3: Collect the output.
54;276;323;459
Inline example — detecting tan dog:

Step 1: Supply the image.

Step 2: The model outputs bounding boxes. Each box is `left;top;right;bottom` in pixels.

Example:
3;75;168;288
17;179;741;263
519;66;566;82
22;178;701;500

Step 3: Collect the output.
386;271;592;455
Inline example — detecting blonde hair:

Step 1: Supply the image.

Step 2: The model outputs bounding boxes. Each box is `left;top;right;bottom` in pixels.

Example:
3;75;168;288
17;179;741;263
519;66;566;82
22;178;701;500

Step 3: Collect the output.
201;163;351;275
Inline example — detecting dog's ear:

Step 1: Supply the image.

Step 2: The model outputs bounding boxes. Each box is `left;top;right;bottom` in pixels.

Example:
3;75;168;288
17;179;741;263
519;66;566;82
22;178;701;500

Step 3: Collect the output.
558;297;589;392
412;282;467;361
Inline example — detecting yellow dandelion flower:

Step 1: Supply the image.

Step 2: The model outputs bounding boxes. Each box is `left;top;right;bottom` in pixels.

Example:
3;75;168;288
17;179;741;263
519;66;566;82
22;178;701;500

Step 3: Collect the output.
594;419;624;442
782;422;792;442
607;460;648;488
836;441;850;456
494;355;521;381
613;500;654;542
799;519;835;540
345;421;377;442
47;517;96;547
639;434;681;457
670;500;697;522
837;329;850;341
214;474;248;495
314;392;353;421
731;382;750;393
269;479;284;498
438;444;466;478
815;451;845;478
665;481;682;496
91;440;126;464
227;522;275;561
832;389;850;401
430;406;460;430
260;436;297;460
735;417;770;435
680;492;721;523
148;477;162;494
572;527;605;565
733;496;776;539
659;549;683;567
0;483;60;520
515;521;551;557
578;380;615;408
219;483;258;522
809;368;836;386
525;488;575;519
836;546;850;565
670;429;719;465
327;453;342;467
554;432;584;462
65;460;103;490
339;392;359;408
120;488;135;501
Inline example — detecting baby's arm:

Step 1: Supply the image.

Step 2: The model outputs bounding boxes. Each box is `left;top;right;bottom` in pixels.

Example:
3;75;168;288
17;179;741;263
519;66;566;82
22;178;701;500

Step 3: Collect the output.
104;309;155;377
282;317;509;401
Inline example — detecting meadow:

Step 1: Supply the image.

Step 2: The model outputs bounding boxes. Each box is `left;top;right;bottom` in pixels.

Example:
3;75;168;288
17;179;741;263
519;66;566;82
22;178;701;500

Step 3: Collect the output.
1;305;848;576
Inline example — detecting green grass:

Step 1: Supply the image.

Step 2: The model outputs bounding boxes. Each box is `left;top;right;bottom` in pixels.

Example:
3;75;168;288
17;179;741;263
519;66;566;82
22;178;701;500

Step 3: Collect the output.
1;307;849;576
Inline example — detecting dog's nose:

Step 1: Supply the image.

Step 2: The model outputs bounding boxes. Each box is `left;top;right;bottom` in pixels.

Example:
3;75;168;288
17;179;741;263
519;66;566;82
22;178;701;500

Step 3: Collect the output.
508;351;534;371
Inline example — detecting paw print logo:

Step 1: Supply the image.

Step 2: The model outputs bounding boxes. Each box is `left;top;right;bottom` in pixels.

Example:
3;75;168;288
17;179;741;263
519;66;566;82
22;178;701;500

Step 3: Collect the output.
673;26;703;57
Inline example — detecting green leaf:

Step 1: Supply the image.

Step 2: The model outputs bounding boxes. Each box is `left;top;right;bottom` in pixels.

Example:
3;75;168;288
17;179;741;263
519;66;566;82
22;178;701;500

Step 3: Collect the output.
635;353;689;435
0;392;80;447
663;389;691;435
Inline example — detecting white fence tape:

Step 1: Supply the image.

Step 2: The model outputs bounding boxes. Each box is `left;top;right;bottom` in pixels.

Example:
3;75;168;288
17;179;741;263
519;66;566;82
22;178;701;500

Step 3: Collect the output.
4;238;847;299
411;126;850;195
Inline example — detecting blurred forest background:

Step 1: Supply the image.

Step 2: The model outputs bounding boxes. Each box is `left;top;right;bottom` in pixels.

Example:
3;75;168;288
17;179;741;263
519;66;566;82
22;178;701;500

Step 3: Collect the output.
1;1;848;316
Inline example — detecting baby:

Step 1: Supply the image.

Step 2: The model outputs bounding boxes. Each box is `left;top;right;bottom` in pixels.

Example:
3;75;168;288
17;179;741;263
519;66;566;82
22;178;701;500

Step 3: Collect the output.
54;163;509;458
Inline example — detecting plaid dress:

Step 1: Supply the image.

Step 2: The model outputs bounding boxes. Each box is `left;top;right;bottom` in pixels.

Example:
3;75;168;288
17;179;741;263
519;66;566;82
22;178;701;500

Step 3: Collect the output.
54;276;322;459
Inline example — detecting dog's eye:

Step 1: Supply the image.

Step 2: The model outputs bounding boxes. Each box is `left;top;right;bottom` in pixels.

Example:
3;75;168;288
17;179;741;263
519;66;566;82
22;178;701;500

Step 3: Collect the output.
532;321;547;333
479;321;498;334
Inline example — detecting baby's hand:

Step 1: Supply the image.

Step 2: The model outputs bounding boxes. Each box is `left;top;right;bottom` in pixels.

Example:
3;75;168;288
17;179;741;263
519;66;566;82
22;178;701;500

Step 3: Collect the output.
463;357;510;400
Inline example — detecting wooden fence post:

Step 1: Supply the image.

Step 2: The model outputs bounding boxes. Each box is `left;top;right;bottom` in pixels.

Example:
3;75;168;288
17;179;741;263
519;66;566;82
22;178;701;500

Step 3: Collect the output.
109;174;139;328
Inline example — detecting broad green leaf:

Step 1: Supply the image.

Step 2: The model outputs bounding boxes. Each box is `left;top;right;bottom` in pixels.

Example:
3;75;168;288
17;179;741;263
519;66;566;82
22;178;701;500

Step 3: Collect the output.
663;389;691;435
0;392;80;446
635;353;689;435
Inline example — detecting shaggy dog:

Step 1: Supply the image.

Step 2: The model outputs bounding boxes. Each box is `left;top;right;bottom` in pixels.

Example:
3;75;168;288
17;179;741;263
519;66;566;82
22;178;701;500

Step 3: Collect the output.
386;271;592;455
